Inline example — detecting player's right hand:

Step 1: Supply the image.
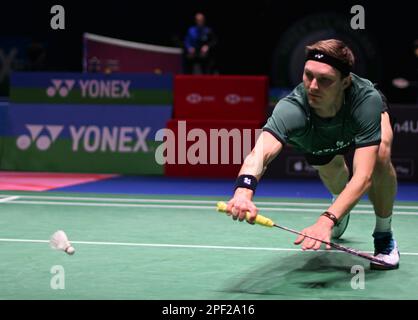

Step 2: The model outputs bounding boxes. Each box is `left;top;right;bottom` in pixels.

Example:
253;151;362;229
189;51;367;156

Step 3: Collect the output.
226;188;258;224
293;216;334;250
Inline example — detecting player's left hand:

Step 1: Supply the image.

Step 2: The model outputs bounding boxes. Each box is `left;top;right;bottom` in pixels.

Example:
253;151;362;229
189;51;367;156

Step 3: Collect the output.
293;216;334;250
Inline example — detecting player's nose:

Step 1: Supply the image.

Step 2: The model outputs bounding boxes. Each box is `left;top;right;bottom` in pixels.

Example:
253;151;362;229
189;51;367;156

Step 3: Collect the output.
310;78;319;90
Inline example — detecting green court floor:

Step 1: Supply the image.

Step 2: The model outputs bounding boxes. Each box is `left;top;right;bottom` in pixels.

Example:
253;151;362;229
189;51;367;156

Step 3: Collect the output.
0;191;417;299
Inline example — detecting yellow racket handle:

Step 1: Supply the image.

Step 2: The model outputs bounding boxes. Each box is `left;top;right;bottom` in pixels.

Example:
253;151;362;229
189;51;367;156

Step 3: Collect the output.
216;201;274;227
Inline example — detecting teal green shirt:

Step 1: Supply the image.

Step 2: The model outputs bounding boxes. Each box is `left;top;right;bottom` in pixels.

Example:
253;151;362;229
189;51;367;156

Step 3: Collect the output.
263;73;383;155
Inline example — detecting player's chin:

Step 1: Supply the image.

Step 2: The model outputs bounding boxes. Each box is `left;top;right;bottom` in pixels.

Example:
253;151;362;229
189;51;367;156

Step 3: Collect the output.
308;99;320;107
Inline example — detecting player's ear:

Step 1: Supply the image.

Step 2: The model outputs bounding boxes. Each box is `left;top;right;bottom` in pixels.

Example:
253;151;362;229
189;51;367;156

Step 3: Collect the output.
342;75;351;89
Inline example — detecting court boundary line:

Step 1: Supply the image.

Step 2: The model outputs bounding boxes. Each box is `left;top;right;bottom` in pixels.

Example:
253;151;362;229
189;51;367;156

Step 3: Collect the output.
0;238;418;256
1;237;418;256
0;194;417;209
1;200;417;215
0;196;19;203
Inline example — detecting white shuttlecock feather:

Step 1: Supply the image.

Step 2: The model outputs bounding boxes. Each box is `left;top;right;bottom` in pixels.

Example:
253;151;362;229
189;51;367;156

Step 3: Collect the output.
50;230;75;255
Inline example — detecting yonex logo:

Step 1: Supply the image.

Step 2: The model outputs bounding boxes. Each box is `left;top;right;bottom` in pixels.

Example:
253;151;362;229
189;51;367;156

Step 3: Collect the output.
225;94;255;105
70;126;150;153
46;79;131;98
16;125;64;151
225;94;241;105
315;54;324;59
186;93;202;104
47;79;75;97
185;93;215;104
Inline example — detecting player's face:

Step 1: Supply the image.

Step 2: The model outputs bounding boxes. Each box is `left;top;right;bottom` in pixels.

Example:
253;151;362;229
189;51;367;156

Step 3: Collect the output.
303;60;344;109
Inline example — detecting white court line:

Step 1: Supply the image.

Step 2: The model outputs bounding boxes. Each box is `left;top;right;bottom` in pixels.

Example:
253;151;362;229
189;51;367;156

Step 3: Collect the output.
0;194;218;204
0;196;19;203
0;194;416;210
0;238;418;256
0;238;49;244
84;32;183;54
2;200;215;210
2;200;417;215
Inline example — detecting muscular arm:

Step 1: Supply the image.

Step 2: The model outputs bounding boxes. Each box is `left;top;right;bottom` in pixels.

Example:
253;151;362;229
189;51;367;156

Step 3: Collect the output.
239;131;283;180
227;95;303;222
294;145;379;250
227;131;283;220
326;145;379;220
325;88;382;220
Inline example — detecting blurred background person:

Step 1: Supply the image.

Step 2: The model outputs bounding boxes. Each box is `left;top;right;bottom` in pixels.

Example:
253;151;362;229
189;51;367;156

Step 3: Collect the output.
183;12;217;74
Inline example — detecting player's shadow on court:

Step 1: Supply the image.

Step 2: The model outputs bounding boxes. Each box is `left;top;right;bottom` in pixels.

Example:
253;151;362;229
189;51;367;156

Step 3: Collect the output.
221;251;386;298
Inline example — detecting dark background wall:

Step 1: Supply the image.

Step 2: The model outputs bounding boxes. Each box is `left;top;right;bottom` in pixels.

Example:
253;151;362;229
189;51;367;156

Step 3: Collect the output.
1;0;417;102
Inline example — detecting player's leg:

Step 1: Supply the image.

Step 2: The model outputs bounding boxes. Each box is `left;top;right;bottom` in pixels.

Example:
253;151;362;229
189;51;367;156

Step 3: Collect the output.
308;154;351;239
312;155;349;195
368;112;397;221
368;112;399;269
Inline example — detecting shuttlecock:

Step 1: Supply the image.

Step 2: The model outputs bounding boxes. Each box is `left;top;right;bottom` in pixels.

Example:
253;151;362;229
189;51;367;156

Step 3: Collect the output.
50;230;75;255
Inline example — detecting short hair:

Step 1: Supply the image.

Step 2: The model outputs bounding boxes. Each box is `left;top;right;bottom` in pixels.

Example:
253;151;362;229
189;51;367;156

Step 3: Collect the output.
306;39;355;70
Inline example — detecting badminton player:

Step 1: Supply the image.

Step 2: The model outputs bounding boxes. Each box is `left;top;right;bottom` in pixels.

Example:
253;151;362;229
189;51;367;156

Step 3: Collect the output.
227;39;399;270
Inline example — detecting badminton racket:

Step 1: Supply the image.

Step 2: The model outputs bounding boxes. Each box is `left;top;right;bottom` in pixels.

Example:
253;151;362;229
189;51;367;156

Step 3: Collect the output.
216;201;395;267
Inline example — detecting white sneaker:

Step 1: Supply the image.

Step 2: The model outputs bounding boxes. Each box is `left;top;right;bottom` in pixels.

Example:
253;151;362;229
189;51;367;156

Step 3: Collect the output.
331;213;350;239
370;232;400;270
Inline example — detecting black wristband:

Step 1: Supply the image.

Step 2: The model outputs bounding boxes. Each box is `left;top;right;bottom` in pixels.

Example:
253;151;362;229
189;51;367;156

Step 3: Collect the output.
234;175;258;194
321;211;339;226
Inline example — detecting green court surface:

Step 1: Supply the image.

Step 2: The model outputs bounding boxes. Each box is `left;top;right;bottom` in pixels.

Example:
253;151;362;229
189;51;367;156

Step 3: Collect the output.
0;191;417;300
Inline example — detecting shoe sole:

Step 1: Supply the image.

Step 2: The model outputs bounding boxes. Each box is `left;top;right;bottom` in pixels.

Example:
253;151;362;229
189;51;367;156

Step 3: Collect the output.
370;262;399;270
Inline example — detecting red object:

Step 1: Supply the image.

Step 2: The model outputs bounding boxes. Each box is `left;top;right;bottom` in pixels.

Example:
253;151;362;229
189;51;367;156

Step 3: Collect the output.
0;172;117;191
166;75;269;178
164;119;263;178
173;75;269;121
84;34;183;74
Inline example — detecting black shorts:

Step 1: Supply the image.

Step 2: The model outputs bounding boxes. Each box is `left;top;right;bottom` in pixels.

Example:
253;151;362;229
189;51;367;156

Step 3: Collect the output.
304;145;354;166
304;85;391;167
